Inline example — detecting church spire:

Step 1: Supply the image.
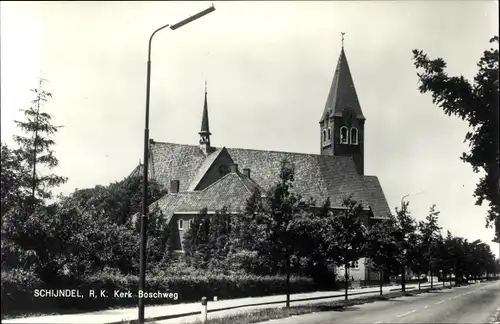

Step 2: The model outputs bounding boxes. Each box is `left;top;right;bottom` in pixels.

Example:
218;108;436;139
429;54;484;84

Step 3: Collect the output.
319;34;365;175
199;81;211;155
319;33;364;123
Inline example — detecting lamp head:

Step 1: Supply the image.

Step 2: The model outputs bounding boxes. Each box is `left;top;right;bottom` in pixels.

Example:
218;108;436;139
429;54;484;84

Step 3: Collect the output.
170;5;215;30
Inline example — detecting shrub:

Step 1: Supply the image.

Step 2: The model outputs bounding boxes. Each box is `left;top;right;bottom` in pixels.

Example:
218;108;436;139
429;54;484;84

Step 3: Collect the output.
1;268;324;316
1;269;47;316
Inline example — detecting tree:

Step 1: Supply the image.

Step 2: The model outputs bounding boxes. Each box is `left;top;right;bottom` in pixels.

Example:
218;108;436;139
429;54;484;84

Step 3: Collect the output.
418;205;442;288
1;172;170;283
435;231;457;284
391;200;418;292
412;36;500;240
407;228;425;291
183;209;211;269
225;191;273;275
64;174;166;225
265;159;303;307
324;196;367;300
12;79;67;210
1;143;25;216
365;217;400;295
288;201;332;286
183;208;232;271
466;240;495;281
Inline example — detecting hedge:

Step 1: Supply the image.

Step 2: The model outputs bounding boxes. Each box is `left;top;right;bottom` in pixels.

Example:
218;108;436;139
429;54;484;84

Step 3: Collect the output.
2;268;331;317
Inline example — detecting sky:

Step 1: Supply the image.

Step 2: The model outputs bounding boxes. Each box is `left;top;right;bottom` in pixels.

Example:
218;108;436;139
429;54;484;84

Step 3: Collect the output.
1;1;499;257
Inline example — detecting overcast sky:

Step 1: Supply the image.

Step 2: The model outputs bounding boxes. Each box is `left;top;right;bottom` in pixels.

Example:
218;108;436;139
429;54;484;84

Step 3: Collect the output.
1;1;499;256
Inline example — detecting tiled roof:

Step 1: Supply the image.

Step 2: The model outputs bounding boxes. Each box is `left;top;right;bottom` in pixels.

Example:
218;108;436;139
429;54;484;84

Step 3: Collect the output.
148;141;391;219
155;171;261;223
320;48;365;123
128;163;143;178
187;147;228;191
360;176;392;219
149;142;208;192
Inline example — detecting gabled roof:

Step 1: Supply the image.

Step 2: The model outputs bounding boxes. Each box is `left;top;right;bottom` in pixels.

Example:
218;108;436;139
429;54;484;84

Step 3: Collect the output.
320;47;365;123
154;171;262;223
187;147;229;191
148;141;391;218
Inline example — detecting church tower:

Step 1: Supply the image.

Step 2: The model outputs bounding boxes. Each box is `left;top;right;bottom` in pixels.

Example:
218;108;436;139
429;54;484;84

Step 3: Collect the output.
319;34;365;175
199;81;212;155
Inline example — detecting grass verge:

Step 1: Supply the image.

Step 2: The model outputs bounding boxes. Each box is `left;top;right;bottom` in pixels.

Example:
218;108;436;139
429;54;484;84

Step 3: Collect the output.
188;287;448;324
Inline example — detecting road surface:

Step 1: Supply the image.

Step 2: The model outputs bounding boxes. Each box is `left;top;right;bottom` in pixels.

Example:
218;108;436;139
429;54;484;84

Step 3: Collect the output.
255;281;500;324
2;283;436;324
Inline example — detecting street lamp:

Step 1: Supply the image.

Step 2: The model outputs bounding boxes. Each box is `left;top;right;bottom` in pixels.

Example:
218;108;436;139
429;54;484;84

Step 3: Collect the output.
139;4;215;323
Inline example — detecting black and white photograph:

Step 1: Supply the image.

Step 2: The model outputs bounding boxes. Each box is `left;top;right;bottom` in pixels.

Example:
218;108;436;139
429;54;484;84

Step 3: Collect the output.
1;1;499;324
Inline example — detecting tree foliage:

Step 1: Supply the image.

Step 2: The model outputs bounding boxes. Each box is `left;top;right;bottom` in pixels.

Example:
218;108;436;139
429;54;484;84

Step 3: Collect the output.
183;160;340;288
12;79;67;209
183;208;232;270
324;196;367;276
412;36;500;239
391;200;418;291
414;205;442;279
1;143;25;216
1;172;170;285
365;217;400;278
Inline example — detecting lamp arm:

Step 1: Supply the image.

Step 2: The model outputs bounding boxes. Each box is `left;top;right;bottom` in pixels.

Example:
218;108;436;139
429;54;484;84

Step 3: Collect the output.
148;24;170;61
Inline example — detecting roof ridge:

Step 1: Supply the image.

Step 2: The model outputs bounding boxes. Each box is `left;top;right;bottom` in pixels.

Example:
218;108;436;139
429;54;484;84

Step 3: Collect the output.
151;141;355;161
235;174;253;196
200;172;237;192
227;147;355;159
235;171;262;196
151;141;199;148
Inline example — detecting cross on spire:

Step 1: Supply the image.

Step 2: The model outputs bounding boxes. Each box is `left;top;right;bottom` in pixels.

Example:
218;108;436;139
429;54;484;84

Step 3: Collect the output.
341;32;345;48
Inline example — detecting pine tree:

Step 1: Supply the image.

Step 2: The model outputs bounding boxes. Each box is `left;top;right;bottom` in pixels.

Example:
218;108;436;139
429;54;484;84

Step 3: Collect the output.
13;79;67;210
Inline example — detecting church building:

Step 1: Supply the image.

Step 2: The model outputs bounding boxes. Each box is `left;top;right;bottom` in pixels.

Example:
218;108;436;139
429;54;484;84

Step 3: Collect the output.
130;42;391;281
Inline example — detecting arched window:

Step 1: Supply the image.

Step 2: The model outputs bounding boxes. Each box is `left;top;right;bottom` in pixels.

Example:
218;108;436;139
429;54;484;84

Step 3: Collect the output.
327;128;331;140
350;127;358;145
322;129;327;142
340;126;348;144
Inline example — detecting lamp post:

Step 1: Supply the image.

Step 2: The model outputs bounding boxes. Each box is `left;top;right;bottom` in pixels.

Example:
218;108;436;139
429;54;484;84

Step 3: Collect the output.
139;5;215;323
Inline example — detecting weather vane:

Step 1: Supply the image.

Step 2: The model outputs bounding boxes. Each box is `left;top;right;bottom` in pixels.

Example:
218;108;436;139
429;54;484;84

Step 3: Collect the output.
205;80;207;94
341;32;345;48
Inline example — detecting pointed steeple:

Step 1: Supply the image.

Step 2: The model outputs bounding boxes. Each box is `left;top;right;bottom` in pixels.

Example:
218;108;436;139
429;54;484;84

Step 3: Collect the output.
320;33;365;123
199;81;211;154
200;81;210;136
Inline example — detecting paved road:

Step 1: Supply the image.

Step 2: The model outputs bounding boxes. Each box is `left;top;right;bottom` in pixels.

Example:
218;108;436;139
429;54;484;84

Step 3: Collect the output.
2;283;440;324
153;283;447;324
254;281;500;324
